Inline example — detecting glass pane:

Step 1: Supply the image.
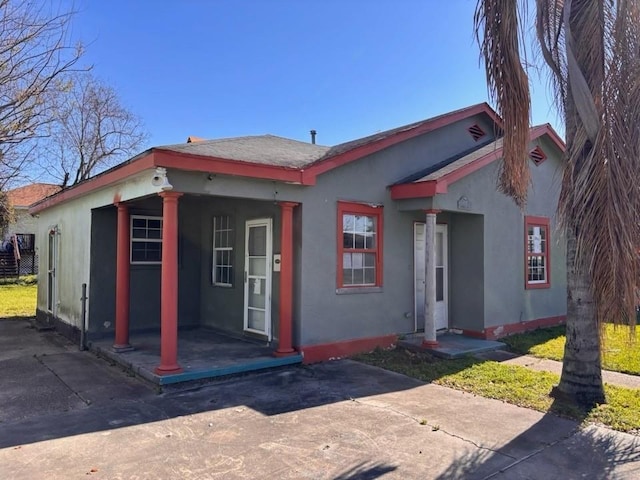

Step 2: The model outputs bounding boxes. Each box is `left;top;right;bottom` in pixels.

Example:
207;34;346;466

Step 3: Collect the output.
364;233;376;249
354;233;365;249
352;253;363;268
248;226;267;256
249;257;266;276
148;219;162;229
147;228;162;239
343;232;354;249
132;228;146;239
248;278;265;308
436;232;443;266
342;268;353;286
343;253;352;268
436;267;444;301
364;253;376;267
343;214;355;233
364;267;375;285
247;309;266;332
354;215;366;233
132;218;146;228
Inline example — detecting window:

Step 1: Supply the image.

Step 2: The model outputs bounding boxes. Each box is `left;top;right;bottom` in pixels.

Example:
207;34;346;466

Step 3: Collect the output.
525;216;550;288
337;201;383;289
212;215;233;286
131;216;162;264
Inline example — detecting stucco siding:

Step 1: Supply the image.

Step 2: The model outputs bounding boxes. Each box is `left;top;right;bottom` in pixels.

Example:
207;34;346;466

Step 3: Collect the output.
292;116;495;345
436;144;566;330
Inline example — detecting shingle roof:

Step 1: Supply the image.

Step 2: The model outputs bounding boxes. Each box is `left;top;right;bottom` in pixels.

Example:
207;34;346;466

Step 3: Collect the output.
7;183;61;208
413;137;504;182
157;134;331;169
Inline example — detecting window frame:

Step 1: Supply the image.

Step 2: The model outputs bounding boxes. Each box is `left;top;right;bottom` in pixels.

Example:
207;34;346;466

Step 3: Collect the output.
337;201;383;290
130;215;163;265
212;215;234;287
524;215;551;289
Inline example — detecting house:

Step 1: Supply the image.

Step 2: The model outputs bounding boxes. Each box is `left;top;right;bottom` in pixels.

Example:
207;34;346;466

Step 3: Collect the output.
1;183;60;276
30;103;566;378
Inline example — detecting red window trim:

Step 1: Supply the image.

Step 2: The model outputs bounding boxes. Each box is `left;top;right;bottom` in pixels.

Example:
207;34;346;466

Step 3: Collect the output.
337;201;384;289
524;215;551;289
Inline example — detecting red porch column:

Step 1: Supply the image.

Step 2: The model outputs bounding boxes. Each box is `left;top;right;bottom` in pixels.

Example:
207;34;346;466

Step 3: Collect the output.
275;201;298;357
113;202;132;351
155;191;184;375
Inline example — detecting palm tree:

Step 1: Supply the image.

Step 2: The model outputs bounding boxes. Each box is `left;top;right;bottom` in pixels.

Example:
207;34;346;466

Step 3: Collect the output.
475;0;640;407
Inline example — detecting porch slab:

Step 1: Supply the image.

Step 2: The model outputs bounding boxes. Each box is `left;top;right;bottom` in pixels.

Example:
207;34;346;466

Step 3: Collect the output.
90;329;302;386
398;332;506;358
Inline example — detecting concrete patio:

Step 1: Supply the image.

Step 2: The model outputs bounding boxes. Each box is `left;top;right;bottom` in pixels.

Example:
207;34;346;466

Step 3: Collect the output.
90;328;303;386
398;331;507;358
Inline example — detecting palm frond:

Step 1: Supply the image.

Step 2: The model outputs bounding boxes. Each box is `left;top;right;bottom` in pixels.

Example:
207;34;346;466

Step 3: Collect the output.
475;0;532;207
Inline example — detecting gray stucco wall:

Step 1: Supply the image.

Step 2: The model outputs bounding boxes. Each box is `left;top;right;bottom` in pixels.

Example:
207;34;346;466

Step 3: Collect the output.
449;213;485;332
435;135;566;331
292;113;499;345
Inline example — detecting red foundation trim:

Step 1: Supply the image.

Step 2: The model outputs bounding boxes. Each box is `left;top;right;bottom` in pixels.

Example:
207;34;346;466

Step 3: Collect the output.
421;340;440;348
461;315;566;340
300;334;397;364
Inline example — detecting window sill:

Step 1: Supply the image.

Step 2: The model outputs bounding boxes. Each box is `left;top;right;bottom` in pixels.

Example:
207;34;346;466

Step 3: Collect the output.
336;286;383;295
526;283;551;290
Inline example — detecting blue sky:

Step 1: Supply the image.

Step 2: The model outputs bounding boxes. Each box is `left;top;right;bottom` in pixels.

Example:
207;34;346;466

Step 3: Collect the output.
65;0;561;150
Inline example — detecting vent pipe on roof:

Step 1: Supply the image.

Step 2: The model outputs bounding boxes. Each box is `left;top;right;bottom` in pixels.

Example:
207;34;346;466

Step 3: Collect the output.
310;130;317;144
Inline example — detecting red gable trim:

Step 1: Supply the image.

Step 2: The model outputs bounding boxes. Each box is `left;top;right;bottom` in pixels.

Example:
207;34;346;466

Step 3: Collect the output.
31;153;156;214
153;149;306;184
302;103;501;185
390;124;564;200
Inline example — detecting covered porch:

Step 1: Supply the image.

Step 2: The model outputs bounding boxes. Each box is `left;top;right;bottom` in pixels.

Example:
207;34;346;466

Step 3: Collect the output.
91;328;302;385
87;172;301;382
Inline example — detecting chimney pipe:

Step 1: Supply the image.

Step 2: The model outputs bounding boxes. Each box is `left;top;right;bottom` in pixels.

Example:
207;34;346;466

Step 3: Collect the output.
310;129;317;144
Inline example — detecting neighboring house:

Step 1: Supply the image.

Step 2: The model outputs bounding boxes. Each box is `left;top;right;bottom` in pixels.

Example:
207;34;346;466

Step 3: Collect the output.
2;183;60;275
30;103;566;372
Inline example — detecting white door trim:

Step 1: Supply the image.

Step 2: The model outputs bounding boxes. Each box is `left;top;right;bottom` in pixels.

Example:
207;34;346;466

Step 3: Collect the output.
243;218;273;339
414;222;448;331
47;227;59;316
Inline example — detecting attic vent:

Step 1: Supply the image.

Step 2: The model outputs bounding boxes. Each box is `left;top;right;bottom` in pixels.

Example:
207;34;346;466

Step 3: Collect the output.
467;124;486;141
529;146;547;165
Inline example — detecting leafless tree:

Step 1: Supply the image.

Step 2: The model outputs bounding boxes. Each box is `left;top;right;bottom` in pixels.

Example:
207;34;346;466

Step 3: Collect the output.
0;0;83;189
42;74;148;188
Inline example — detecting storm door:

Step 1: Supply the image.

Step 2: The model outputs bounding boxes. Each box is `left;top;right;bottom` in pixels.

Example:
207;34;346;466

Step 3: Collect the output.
414;223;448;331
243;218;273;338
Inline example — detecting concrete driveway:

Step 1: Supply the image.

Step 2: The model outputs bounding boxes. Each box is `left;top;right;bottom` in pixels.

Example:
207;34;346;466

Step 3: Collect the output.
1;318;639;479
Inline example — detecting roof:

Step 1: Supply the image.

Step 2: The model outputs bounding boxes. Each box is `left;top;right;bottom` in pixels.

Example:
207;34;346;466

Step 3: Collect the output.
390;123;565;200
7;183;61;208
158;134;330;169
30;102;525;213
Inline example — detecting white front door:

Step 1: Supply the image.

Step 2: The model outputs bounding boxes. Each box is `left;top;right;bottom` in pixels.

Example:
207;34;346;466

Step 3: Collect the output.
243;218;273;339
414;223;448;331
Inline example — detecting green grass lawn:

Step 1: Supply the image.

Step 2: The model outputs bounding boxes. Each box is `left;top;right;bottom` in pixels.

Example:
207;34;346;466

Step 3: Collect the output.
502;324;640;375
356;347;640;433
0;281;37;317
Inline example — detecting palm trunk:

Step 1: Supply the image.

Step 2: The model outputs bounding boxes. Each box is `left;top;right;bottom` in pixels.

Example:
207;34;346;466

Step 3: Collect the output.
554;224;605;407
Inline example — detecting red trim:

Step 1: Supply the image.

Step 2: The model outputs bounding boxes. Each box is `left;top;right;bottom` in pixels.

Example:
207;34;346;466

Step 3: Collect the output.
337;201;384;289
155;191;183;375
306;103;501;180
423;209;441;214
153;150;307;185
524;216;551;289
30;103;506;214
300;334;397;364
275;202;298;357
390;124;566;200
113;203;131;349
461;315;566;340
30;153;156;214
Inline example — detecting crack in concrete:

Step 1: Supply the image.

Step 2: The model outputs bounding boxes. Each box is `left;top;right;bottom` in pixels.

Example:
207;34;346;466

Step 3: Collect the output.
34;354;91;406
480;426;582;480
348;396;517;459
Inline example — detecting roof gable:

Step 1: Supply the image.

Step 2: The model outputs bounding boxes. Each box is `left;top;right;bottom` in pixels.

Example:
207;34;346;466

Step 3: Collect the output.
390;124;564;200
